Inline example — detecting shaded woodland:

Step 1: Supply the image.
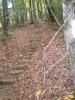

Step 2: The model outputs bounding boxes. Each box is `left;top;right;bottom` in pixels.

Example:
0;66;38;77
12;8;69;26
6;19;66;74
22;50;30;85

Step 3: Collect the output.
0;0;62;33
0;0;75;100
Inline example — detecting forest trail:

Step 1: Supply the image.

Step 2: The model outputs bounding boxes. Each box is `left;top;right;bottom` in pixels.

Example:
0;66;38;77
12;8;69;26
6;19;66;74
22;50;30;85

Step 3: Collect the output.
0;21;74;100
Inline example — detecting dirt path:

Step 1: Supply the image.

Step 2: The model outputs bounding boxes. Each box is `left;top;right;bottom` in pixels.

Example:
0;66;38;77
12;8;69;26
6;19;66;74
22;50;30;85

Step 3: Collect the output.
0;21;74;100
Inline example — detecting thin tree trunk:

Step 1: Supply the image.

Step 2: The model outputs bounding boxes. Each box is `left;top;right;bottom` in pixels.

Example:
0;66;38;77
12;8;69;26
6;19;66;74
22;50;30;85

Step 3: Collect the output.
40;0;43;20
37;0;43;20
24;3;27;21
32;0;38;28
2;0;8;35
37;1;40;18
29;0;33;23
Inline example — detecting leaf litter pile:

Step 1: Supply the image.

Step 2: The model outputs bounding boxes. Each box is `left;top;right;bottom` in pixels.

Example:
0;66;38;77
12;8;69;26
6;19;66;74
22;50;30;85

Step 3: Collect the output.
0;21;75;100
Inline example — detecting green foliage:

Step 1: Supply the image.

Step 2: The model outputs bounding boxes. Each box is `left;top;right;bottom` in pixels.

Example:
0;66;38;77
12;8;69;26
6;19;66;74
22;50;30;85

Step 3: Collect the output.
49;22;59;30
53;0;63;22
0;0;63;27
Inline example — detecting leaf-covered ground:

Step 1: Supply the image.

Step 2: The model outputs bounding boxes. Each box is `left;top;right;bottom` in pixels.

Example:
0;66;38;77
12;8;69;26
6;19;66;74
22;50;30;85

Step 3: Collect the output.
0;21;74;100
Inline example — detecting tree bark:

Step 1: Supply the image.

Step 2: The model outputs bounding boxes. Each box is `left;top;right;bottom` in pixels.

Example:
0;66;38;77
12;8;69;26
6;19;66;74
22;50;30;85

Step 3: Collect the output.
37;0;43;20
62;0;75;87
32;0;38;28
2;0;8;35
29;0;33;23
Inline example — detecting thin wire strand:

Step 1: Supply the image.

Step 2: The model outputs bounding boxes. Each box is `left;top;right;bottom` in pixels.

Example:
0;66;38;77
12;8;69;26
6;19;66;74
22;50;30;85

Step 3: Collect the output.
46;52;68;74
44;19;67;52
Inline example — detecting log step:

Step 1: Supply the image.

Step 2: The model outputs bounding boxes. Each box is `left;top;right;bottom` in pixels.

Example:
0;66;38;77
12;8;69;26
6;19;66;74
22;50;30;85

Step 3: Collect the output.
26;52;34;55
18;59;29;64
31;45;38;49
30;37;41;42
31;45;38;48
12;65;25;70
32;43;39;46
0;81;14;85
24;55;32;59
30;48;36;52
30;47;36;52
7;70;22;76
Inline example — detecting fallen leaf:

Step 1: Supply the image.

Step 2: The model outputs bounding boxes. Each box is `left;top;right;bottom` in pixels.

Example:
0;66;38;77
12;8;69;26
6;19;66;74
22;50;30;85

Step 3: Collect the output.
57;97;62;100
4;86;8;91
54;86;59;89
63;96;70;100
59;86;62;90
69;91;74;95
54;74;58;78
41;90;47;95
35;90;42;97
68;94;74;99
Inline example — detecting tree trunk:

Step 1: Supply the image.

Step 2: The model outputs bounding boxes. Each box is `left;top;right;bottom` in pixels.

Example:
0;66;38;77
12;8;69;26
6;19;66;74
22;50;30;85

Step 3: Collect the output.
40;0;43;20
44;0;55;22
32;0;38;28
2;0;8;35
29;0;33;23
62;0;75;87
37;0;43;20
24;3;27;21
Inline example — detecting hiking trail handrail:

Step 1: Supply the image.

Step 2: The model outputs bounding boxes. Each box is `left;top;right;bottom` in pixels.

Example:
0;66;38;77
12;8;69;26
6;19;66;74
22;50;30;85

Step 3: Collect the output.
43;0;68;90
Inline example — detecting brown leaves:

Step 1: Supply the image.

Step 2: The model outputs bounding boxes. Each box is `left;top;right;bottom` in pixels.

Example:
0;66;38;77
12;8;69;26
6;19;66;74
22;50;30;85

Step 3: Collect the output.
35;90;47;100
58;91;75;100
54;85;62;90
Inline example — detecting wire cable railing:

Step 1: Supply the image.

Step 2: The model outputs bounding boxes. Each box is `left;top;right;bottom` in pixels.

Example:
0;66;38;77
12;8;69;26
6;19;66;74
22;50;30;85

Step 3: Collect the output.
43;0;68;90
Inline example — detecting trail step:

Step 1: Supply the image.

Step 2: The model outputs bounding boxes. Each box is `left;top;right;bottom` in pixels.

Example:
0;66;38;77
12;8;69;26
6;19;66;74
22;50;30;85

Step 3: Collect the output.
31;45;38;49
0;77;15;85
24;55;32;59
32;43;39;46
30;37;41;41
0;81;14;85
26;52;34;55
18;59;29;64
18;52;34;63
30;40;41;45
12;65;25;70
7;70;22;76
30;48;36;51
31;44;38;48
30;47;36;52
34;38;41;41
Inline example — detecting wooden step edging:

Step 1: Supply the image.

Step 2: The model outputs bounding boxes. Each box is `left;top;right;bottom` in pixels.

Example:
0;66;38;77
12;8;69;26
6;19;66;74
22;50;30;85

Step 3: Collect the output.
7;70;22;76
18;59;29;64
0;81;14;85
12;65;25;70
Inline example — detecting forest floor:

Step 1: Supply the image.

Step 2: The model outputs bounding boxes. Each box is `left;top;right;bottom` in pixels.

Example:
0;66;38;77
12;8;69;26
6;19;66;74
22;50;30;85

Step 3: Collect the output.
0;21;74;100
